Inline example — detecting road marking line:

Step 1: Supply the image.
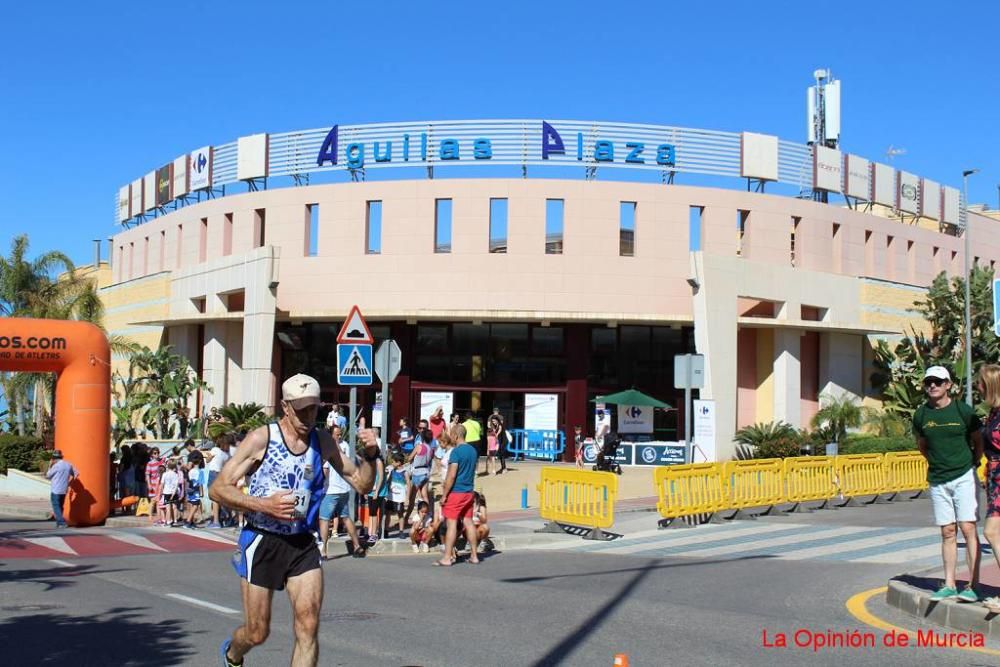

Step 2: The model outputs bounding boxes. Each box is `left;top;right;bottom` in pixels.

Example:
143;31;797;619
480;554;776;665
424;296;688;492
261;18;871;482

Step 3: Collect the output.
47;559;74;567
165;593;240;614
777;527;936;561
674;525;874;558
105;532;168;552
845;586;1000;657
601;523;826;556
24;537;78;555
175;529;238;545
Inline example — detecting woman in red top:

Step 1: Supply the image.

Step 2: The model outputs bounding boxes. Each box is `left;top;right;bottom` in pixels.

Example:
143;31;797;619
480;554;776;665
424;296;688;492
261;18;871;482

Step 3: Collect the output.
428;406;446;441
979;365;1000;611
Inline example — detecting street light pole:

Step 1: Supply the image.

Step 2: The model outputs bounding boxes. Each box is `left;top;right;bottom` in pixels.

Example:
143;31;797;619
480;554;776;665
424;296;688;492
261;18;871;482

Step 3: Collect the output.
962;168;979;406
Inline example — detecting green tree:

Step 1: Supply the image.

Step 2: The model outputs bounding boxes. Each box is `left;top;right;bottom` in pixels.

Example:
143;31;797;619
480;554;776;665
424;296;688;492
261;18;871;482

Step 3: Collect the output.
810;393;862;444
112;345;209;440
206;403;271;439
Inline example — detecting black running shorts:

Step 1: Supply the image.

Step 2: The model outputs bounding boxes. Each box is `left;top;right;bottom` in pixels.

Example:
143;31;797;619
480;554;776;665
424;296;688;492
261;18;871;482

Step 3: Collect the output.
233;527;321;590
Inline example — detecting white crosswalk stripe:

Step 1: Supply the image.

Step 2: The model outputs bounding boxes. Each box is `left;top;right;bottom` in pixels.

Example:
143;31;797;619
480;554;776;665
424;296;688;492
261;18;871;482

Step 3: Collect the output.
105;531;168;552
528;519;948;565
23;536;78;555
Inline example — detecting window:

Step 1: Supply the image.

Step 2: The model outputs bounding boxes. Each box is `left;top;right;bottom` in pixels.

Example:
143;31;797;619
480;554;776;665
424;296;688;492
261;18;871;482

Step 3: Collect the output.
689;206;703;252
199;218;208;263
790;216;801;266
129;242;135;279
531;326;564;355
143;237;149;275
223;213;233;256
736;209;749;256
435;199;452;253
159;230;165;271
545;199;564;254
832;223;842;272
619;202;636;257
254;209;266;248
366;201;382;254
176;224;183;268
489;198;508;254
306;204;319;256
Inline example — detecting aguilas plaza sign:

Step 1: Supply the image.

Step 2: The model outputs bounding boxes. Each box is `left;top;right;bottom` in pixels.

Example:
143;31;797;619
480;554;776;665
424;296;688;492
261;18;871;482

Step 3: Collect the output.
317;121;676;169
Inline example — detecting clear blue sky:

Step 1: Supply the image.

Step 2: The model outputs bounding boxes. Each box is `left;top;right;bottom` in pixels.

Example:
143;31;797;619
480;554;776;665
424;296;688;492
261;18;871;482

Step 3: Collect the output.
1;1;998;267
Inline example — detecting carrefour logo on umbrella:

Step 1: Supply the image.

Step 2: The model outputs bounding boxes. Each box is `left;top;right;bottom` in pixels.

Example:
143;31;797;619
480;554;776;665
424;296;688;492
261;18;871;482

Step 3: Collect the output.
626;406;643;419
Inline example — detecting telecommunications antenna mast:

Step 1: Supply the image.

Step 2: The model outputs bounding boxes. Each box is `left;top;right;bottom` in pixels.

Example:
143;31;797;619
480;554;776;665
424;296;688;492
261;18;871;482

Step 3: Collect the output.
806;69;841;202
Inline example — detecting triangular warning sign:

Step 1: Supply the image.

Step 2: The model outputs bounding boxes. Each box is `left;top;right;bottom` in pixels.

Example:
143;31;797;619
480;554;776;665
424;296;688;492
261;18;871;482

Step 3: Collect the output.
336;305;373;344
340;346;371;377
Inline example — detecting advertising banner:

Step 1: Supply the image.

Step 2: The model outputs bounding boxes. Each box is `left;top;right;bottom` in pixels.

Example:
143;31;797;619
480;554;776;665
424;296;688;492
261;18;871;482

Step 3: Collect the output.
237;134;269;181
143;170;157;211
117;185;130;223
156;164;172;206
172;154;189;198
693;399;717;462
812;146;842;193
631;442;686;466
897;171;919;214
843;154;871;200
618;405;653;434
943;186;960;225
524;393;558;431
190;146;212;191
130;178;143;216
872;163;896;207
419;391;453;422
920;180;940;220
740;132;778;181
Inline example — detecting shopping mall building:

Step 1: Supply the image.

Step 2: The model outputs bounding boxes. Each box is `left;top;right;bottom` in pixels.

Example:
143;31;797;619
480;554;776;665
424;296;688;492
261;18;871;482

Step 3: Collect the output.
94;119;1000;461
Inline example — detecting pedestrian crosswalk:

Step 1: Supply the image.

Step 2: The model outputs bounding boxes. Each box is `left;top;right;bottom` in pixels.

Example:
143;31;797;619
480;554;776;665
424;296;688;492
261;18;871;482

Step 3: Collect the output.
0;527;234;559
525;520;952;566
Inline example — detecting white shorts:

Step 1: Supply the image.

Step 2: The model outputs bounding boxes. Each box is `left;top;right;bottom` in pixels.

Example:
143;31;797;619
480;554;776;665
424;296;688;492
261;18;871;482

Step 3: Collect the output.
929;468;978;526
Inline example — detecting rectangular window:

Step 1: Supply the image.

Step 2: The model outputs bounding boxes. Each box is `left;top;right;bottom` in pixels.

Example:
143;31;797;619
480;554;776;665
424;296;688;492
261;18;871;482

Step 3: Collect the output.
689;206;703;251
143;237;149;275
176;224;183;268
489;198;508;254
254;208;266;248
199;218;208;263
790;216;801;266
737;209;749;256
885;235;895;278
129;242;135;279
545;199;564;254
366;201;382;254
159;230;165;272
864;230;873;275
435;199;452;253
305;204;319;256
619;201;636;257
223;213;233;256
832;223;842;272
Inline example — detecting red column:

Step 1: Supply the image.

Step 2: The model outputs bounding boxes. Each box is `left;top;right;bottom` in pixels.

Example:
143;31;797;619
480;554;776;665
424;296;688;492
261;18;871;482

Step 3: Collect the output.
564;324;590;463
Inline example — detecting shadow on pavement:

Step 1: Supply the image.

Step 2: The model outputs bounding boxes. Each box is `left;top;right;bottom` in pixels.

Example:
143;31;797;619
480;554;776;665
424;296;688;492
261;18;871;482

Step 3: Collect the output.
0;606;193;665
0;563;131;591
503;554;775;584
894;573;1000;599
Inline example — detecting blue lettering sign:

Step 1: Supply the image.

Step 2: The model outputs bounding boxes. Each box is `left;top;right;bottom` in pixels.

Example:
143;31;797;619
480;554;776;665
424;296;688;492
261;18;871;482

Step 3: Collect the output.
346;143;364;169
317;125;338;167
577;132;583;161
439;139;460;160
403;134;410;161
374;141;392;162
420;133;428;161
541;121;565;159
625;142;645;164
594;140;614;162
656;144;676;166
473;138;493;159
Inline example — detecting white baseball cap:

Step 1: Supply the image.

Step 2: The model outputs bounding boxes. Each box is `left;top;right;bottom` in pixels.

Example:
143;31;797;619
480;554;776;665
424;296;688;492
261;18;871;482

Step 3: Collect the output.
924;366;952;382
282;373;321;408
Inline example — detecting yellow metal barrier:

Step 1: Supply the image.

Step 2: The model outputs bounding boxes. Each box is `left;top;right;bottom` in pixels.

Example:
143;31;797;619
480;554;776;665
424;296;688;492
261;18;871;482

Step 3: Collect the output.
882;452;928;494
654;463;728;520
835;453;885;500
723;459;785;510
536;467;617;538
783;456;837;504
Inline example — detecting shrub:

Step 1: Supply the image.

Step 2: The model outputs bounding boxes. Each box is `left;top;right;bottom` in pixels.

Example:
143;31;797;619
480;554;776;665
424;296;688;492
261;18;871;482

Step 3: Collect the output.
753;437;803;460
0;434;46;473
734;421;798;448
839;435;915;455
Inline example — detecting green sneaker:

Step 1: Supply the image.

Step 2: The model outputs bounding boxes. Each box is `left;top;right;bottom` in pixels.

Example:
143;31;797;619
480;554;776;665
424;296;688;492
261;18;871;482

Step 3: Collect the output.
957;586;978;603
930;585;958;601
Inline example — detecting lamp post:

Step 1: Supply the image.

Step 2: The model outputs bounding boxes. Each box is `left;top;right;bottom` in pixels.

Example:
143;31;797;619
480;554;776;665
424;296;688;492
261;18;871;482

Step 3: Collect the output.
962;168;979;406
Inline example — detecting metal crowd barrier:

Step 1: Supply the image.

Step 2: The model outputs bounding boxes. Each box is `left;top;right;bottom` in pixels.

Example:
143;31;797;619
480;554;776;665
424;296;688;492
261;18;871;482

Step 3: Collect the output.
653;451;931;527
535;467;618;540
507;429;566;462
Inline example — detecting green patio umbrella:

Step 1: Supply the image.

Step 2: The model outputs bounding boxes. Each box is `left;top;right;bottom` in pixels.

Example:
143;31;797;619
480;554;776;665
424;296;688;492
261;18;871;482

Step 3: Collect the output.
591;388;671;409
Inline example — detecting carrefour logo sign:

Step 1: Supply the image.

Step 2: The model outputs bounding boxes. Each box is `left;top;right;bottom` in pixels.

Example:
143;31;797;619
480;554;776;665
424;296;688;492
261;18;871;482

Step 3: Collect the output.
316;121;676;170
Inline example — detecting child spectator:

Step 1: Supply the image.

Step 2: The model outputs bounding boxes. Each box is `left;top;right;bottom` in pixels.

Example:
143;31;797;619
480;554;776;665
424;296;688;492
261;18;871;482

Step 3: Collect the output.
159;460;181;527
184;458;204;528
574;426;584;469
144;447;163;524
154;463;168;526
409;501;434;553
473;491;493;553
365;453;386;546
384;454;408;538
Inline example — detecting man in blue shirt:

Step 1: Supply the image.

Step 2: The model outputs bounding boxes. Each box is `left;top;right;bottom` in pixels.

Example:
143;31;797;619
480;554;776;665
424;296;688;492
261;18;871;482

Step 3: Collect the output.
45;450;78;528
435;424;480;566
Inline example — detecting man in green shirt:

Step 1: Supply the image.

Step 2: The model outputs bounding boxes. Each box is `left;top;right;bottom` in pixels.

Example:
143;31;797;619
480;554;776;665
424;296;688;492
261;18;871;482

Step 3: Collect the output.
913;366;984;602
462;412;483;472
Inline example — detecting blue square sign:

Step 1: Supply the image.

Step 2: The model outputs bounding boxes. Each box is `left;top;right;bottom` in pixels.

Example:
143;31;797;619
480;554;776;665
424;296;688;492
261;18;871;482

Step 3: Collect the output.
337;344;373;386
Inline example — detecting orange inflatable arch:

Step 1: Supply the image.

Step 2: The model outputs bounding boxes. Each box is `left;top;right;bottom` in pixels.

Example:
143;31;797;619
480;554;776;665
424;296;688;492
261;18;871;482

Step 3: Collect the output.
0;319;110;526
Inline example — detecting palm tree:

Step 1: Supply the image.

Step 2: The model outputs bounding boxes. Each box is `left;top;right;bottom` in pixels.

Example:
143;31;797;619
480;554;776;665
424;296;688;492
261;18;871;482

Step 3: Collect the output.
0;234;75;317
810;393;863;444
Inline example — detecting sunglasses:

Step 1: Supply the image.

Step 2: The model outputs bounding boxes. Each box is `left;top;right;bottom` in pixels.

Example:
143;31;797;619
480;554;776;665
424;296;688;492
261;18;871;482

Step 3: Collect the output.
923;378;947;388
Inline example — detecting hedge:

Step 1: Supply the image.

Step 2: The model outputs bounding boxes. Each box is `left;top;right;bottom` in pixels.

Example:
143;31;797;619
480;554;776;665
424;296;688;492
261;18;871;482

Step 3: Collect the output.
838;435;915;455
0;434;46;474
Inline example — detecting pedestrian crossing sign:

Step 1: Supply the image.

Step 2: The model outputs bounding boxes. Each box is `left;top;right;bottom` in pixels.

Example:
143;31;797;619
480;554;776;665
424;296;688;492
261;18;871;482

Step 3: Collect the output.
337;344;373;386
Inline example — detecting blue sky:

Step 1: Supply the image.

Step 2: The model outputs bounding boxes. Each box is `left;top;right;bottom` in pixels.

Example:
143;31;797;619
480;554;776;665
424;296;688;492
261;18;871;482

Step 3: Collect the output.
1;1;998;267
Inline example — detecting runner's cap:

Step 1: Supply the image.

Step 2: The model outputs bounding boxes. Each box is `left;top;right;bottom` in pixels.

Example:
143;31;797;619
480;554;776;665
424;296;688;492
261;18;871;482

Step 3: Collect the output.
924;366;951;382
282;373;321;409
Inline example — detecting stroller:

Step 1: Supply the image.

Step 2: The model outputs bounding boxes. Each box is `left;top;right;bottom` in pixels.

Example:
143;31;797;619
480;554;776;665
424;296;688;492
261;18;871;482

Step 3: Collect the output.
593;433;623;475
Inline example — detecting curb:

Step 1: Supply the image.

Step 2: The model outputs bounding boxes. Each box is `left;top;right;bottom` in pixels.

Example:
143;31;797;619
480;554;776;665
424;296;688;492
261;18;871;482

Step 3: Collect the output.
886;577;1000;638
0;507;50;521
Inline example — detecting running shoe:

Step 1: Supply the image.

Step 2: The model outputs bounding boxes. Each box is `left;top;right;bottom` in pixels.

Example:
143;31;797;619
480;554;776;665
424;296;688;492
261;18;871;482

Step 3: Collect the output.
366;535;378;546
219;639;241;667
957;586;978;603
930;585;958;601
419;543;429;553
207;522;222;529
352;548;367;559
411;544;420;553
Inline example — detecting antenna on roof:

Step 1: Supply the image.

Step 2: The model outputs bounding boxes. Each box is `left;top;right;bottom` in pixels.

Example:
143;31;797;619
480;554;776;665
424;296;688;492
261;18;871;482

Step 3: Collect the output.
885;145;906;162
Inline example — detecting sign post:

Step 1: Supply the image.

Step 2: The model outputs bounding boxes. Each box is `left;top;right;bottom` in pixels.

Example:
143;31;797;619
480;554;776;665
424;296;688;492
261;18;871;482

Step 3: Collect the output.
375;339;402;458
336;306;374;447
674;354;705;464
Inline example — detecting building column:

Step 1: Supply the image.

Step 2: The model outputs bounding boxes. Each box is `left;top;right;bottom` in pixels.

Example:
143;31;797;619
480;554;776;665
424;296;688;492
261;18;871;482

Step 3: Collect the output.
241;313;274;410
565;324;589;462
202;322;228;409
772;329;801;427
819;332;863;403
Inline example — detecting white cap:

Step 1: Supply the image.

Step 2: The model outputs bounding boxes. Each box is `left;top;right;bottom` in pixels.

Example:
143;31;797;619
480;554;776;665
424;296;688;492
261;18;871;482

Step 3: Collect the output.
924;366;952;382
281;373;321;408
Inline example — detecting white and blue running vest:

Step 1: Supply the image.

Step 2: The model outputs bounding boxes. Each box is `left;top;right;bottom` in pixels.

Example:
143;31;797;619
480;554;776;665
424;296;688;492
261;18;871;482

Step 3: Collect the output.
246;423;325;535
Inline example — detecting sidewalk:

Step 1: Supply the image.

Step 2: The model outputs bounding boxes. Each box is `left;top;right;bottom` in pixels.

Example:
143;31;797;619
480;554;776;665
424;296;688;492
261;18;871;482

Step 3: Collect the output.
0;494;52;521
887;548;1000;638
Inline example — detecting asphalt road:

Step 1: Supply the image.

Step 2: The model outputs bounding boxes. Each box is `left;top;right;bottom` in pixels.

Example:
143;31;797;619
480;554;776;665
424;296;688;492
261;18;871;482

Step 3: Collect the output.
1;504;998;667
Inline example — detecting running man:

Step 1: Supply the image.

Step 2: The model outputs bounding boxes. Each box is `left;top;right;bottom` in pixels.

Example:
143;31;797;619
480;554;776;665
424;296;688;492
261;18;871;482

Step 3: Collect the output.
210;373;379;667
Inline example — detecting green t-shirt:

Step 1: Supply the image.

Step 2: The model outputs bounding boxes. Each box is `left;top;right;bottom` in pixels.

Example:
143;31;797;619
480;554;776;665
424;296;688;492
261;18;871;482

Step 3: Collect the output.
912;400;981;485
463;418;482;443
